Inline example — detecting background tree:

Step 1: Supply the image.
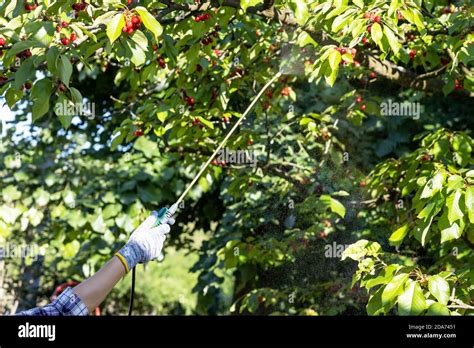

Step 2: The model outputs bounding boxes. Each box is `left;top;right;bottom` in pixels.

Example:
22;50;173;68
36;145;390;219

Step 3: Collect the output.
0;0;472;315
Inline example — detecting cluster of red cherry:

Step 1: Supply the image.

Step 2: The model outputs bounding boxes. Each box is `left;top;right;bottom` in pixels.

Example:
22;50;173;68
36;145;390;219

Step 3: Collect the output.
122;15;142;35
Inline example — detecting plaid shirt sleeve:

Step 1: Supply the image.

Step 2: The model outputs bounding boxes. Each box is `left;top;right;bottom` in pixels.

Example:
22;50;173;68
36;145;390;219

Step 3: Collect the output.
16;287;89;316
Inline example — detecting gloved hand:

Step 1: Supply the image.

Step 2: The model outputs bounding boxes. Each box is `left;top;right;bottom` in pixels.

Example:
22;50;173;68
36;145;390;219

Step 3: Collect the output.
115;212;174;273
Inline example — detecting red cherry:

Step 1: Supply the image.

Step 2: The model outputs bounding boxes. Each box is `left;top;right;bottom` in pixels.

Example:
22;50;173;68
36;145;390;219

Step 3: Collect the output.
194;16;201;22
0;38;6;46
58;83;67;92
422;154;431;161
359;181;367;187
362;37;368;44
127;27;134;35
0;76;9;86
61;37;70;46
185;96;195;107
25;3;33;11
61;21;69;28
126;21;133;30
24;82;32;90
367;25;372;33
211;159;218;166
340;48;346;54
356;96;362;103
128;0;133;4
364;12;371;19
132;16;141;24
373;16;381;23
70;32;77;41
369;72;376;79
133;130;144;137
360;104;366;111
281;86;291;96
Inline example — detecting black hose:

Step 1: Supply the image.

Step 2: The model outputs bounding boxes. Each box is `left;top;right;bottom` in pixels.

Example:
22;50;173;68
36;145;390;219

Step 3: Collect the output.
128;266;136;316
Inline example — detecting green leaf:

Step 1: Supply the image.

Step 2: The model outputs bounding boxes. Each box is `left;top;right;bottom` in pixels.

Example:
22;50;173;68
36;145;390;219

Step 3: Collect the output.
5;88;24;108
293;0;309;26
46;46;60;74
106;13;125;44
0;205;22;224
364;264;400;289
413;215;433;247
465;187;474;223
428;275;450;305
31;78;53;121
382;273;410;306
297;31;317;47
447;189;464;224
58;55;73;87
389;224;409;246
134;136;158;158
135;6;163;40
420;171;445;199
353;0;364;8
197;116;214;129
366;286;385;315
328;49;342;70
126;30;148;66
91;213;107;233
69;87;83;104
398;281;427;315
371;22;383;47
320;195;346;218
426;303;450;316
13;58;34;90
412;10;424;30
383;26;400;54
240;0;263;11
2;185;21;202
324;63;339;87
27;207;44;227
388;0;399;16
342;240;381;261
63;240;80;259
452;134;472;167
439;217;461;243
331;14;349;32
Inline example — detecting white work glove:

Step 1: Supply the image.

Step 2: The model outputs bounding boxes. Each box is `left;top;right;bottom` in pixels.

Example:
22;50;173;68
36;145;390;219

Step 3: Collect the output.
115;212;174;273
